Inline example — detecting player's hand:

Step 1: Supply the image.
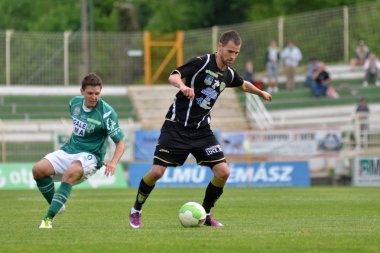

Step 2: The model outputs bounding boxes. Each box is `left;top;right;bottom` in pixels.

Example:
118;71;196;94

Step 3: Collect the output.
180;86;195;100
261;90;272;102
102;161;116;176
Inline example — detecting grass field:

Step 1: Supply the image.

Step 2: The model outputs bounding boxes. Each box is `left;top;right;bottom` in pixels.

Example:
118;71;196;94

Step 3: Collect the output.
1;187;379;253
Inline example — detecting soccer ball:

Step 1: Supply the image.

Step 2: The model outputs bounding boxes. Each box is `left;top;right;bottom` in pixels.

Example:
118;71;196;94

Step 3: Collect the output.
178;202;206;227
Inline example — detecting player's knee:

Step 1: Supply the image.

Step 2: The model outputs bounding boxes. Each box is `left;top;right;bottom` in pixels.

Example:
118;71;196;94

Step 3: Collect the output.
32;164;48;179
150;166;166;180
149;170;164;180
62;171;82;184
214;167;230;182
218;169;230;182
32;165;41;179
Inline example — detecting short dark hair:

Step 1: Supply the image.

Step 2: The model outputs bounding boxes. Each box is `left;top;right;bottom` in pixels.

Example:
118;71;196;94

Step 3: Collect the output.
219;30;241;46
81;73;102;89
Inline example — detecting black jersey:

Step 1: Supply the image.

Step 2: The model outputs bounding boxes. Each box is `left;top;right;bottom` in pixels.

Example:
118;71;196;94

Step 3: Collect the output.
166;54;244;129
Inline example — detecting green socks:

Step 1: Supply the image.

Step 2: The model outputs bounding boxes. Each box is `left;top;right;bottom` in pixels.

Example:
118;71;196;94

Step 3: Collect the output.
45;182;72;219
36;177;55;204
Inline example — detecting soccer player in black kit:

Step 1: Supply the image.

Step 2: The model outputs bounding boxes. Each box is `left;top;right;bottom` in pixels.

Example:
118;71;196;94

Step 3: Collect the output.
129;30;272;228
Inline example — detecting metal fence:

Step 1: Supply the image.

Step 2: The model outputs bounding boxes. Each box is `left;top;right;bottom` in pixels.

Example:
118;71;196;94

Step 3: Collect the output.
1;2;380;86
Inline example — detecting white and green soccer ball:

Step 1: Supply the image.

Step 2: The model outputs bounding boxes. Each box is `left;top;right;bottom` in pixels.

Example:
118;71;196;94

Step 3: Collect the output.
178;202;206;227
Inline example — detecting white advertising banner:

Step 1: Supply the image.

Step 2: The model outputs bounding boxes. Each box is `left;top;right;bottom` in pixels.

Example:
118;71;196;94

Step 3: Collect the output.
220;128;342;156
353;157;380;186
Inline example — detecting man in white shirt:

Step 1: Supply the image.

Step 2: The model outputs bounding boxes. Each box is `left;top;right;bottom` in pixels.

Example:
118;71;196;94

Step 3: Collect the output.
281;41;302;91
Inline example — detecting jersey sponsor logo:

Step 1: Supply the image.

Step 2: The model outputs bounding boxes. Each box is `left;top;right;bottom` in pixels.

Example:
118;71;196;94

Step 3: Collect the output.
73;107;81;116
86;123;95;134
204;74;214;86
106;118;117;131
73;118;87;137
87;118;101;125
205;69;218;78
103;111;112;119
205;144;223;155
196;87;218;110
204;75;222;89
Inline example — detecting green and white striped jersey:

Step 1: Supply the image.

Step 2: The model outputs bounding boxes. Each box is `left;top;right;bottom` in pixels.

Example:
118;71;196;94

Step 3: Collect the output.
61;96;125;168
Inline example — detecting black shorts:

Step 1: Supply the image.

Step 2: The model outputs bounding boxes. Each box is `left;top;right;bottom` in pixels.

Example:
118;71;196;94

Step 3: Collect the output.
153;120;226;168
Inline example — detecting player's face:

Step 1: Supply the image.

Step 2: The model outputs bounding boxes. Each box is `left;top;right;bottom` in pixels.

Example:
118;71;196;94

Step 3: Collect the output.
81;85;101;109
218;41;240;67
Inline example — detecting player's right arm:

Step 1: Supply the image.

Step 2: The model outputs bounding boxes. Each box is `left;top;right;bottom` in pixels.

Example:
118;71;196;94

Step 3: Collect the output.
168;56;206;101
168;73;195;100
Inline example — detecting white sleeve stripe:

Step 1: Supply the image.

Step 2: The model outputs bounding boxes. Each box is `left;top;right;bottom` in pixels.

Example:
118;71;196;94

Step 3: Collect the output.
184;54;210;127
228;67;234;83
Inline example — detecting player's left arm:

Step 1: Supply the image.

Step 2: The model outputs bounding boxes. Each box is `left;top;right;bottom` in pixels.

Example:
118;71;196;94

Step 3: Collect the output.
103;110;126;176
239;80;272;102
103;139;125;176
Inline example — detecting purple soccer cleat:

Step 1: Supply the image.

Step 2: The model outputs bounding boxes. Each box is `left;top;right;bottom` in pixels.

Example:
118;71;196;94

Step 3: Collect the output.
129;209;142;229
204;214;224;227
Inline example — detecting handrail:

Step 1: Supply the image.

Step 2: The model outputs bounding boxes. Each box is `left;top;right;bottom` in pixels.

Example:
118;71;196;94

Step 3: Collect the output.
245;94;273;129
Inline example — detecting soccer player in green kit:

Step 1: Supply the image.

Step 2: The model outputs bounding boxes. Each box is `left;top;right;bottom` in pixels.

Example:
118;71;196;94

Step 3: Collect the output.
33;73;125;229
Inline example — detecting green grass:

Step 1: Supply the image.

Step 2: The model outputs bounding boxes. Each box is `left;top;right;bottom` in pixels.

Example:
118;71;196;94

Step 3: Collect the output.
0;187;379;253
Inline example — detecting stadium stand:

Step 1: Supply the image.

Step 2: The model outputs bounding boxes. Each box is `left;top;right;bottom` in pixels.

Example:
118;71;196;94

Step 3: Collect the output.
0;95;136;120
270;104;380;129
262;64;365;84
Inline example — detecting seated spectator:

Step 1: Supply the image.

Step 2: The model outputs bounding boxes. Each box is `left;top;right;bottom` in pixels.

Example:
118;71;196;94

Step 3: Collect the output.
312;62;339;98
350;40;370;70
243;61;264;90
265;40;280;93
243;61;255;84
362;53;380;87
305;57;319;88
311;62;329;97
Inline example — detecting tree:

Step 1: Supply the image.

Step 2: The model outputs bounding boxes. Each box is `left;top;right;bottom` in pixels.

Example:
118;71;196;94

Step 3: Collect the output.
0;0;378;32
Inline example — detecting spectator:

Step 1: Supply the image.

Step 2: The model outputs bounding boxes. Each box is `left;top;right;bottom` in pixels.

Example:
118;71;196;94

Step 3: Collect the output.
362;53;380;87
265;40;280;93
243;61;264;90
356;97;370;113
281;41;302;91
243;61;255;83
350;40;370;70
305;57;319;89
355;97;370;147
311;62;339;98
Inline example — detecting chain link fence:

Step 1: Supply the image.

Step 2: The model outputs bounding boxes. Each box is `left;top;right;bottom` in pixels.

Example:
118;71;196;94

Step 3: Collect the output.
1;2;380;86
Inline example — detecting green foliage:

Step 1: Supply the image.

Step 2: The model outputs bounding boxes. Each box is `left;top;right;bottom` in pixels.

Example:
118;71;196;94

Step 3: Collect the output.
0;0;378;32
0;0;81;32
